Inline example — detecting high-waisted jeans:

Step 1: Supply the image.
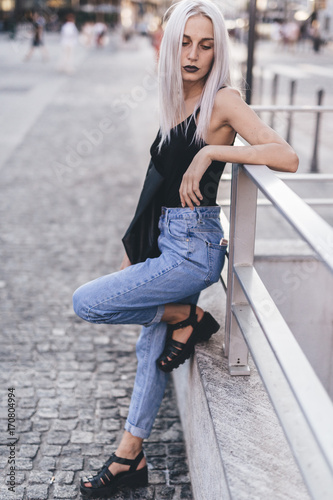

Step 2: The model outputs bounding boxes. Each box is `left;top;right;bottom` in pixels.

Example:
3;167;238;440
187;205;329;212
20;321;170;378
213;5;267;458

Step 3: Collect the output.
73;206;227;438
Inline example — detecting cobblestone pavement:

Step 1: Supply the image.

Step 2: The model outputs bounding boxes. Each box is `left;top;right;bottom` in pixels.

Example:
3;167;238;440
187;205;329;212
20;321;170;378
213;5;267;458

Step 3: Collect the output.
0;34;192;499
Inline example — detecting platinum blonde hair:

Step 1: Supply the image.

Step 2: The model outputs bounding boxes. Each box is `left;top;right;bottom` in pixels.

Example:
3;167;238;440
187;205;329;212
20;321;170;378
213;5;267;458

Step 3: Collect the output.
158;0;232;150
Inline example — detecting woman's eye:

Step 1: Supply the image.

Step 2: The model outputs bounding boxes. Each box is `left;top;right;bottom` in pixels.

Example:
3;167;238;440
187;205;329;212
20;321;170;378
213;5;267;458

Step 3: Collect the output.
182;42;189;46
201;45;212;50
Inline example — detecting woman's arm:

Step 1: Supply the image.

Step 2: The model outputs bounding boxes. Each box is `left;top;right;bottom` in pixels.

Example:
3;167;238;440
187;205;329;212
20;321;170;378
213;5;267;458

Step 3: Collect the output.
179;88;299;209
120;253;131;270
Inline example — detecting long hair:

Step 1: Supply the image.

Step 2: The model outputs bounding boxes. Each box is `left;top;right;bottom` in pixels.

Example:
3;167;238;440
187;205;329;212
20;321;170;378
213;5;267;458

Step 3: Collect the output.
158;0;232;150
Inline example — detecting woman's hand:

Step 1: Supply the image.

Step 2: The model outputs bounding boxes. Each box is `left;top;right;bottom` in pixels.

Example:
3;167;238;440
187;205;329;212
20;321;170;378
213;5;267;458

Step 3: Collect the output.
179;146;212;210
120;253;132;270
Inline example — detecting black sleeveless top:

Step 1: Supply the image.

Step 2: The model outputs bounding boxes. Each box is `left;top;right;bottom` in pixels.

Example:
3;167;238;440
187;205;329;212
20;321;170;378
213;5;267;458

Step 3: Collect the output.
150;113;227;207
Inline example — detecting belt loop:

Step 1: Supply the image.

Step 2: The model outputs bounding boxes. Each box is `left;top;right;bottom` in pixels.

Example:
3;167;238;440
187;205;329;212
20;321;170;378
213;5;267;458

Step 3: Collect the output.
196;207;202;222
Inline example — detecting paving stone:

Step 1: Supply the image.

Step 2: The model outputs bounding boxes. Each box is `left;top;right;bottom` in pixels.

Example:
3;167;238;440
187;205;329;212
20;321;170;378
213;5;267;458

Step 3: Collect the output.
25;484;49;500
53;484;78;498
36;408;59;419
97;399;118;410
35;388;57;398
160;422;184;443
79;419;100;432
148;470;167;484
20;433;41;445
28;471;52;484
101;418;121;431
51;419;78;432
87;457;104;470
99;362;116;373
94;431;117;445
61;457;84;471
58;406;78;419
78;408;96;419
31;420;50;433
61;444;82;456
41;444;62;456
47;431;70;445
18;445;39;459
16;458;33;470
180;483;193;498
13;472;26;485
37;457;56;470
18;398;38;409
169;471;191;484
154;485;176;499
17;409;36;419
37;398;59;409
148;456;166;470
145;443;167;457
71;431;94;444
97;408;121;419
81;444;104;457
0;485;24;500
132;485;155;499
16;420;33;433
167;443;186;456
54;471;75;484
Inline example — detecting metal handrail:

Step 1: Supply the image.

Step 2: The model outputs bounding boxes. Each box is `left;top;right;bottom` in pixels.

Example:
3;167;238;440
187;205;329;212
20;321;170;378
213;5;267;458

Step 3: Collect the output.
251;105;333;112
224;161;333;499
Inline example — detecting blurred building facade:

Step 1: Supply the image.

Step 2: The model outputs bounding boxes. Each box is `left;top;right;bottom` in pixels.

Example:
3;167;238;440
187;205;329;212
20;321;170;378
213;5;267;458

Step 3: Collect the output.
0;0;172;30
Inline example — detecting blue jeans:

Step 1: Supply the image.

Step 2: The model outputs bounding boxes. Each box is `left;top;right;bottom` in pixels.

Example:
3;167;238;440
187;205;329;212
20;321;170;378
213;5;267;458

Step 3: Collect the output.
73;206;226;438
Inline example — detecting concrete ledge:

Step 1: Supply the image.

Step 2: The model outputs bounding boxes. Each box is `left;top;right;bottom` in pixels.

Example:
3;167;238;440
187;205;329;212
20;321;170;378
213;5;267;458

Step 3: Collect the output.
173;282;310;500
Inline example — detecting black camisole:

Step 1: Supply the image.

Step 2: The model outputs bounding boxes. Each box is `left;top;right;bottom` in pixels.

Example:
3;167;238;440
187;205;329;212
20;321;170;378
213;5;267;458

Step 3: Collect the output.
150;112;228;207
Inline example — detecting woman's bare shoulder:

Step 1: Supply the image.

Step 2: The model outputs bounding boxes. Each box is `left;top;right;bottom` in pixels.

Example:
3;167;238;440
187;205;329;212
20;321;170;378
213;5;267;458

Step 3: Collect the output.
209;87;243;130
215;87;243;109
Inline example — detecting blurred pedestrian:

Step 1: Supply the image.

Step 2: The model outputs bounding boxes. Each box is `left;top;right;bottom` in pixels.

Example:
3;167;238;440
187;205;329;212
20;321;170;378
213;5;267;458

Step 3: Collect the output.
94;21;108;47
151;22;164;60
81;21;95;48
281;21;300;52
271;19;283;47
58;13;79;74
311;20;322;53
24;12;48;61
73;1;299;498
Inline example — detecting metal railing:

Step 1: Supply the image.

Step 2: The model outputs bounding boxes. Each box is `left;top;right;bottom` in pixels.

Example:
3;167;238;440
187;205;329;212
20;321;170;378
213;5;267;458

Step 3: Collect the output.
221;153;333;499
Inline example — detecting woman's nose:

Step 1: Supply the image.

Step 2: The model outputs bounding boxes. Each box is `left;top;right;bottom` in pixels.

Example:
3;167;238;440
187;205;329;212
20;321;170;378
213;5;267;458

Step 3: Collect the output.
188;45;198;61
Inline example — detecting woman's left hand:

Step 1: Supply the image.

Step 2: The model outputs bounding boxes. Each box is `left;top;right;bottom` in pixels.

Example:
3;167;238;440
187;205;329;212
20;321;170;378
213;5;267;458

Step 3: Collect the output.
179;146;212;210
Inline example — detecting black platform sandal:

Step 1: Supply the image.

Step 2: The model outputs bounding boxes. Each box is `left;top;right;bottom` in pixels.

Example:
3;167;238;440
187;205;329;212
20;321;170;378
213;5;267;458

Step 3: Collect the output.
80;450;148;498
156;304;220;373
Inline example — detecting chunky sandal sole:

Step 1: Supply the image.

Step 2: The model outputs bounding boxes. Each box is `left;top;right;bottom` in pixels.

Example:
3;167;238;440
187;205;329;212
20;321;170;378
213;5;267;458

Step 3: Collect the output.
157;312;220;373
196;312;220;342
80;466;148;498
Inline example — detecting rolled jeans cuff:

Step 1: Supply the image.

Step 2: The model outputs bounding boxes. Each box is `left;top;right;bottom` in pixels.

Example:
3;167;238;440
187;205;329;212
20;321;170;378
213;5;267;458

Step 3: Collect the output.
144;304;165;327
124;420;151;439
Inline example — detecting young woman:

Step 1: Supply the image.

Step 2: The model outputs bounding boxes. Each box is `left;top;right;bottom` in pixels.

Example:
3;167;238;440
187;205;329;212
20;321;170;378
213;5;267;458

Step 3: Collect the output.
73;0;298;497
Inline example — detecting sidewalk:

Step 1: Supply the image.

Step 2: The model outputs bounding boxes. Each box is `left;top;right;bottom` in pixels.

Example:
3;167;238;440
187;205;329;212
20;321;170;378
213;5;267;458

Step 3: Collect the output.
0;33;192;500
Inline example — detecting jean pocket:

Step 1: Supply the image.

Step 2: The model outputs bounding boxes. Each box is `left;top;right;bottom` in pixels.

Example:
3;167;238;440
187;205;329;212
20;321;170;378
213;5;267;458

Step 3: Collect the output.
205;240;228;286
167;219;188;242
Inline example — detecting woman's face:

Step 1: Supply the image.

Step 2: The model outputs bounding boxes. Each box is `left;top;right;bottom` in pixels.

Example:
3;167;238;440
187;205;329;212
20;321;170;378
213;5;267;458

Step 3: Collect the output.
181;15;214;86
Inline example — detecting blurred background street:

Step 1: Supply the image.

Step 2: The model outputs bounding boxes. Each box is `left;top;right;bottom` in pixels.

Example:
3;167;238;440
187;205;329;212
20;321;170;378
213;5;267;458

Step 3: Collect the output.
0;0;332;498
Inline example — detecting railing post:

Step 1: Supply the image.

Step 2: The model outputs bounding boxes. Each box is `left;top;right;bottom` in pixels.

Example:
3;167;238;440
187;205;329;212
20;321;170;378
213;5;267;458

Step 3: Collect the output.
224;164;258;375
310;89;324;173
286;79;296;144
270;73;278;128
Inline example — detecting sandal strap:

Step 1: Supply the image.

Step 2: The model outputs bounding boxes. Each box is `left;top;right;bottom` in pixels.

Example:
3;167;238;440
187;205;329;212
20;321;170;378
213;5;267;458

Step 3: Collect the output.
109;450;144;472
169;304;197;332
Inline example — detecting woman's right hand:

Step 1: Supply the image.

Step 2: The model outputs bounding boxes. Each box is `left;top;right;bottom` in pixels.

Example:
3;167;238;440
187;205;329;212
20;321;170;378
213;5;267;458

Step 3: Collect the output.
120;253;132;270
